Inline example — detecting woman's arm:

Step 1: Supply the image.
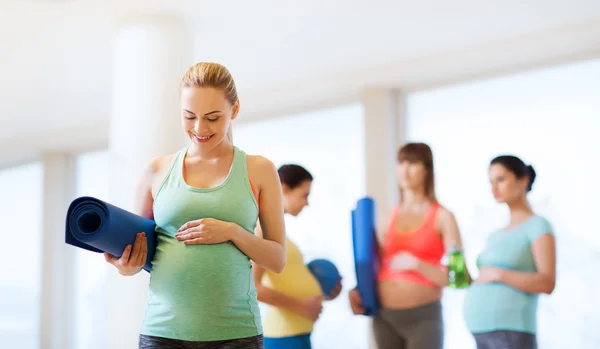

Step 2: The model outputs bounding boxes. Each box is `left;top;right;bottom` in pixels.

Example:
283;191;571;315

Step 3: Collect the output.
416;207;469;286
231;155;287;273
251;223;296;309
375;208;394;258
478;234;556;294
104;156;167;275
134;157;161;219
251;223;323;320
253;260;323;320
252;261;302;312
415;261;447;287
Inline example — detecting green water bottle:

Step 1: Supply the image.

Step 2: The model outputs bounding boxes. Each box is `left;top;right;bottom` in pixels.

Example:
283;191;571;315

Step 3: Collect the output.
447;245;469;289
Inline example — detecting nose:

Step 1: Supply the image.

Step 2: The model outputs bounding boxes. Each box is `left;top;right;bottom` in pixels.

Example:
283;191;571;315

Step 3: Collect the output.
193;119;208;133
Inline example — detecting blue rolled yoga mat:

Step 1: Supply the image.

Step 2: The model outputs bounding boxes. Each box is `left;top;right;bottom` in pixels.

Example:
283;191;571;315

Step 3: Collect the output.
65;196;157;272
351;197;379;316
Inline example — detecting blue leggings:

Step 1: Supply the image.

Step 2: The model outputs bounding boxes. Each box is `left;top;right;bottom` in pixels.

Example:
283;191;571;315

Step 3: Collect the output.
264;334;311;349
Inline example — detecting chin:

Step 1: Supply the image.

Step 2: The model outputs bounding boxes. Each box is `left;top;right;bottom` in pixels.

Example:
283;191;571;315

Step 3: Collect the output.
398;183;410;190
290;209;303;217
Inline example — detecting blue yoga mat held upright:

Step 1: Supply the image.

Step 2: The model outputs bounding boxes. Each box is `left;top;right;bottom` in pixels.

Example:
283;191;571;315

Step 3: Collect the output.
65;196;157;272
351;197;379;316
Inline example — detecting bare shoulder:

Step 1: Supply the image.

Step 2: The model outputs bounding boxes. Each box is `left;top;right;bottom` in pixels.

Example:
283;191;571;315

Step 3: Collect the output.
435;203;459;232
436;205;456;223
247;154;276;172
148;154;177;195
246;154;278;187
376;207;396;243
147;154;175;177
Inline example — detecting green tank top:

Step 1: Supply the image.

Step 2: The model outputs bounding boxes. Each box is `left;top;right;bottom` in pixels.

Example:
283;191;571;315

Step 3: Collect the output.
141;146;262;341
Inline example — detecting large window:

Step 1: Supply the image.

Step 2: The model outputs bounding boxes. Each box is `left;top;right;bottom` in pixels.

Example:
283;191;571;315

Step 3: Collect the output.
72;150;110;349
235;104;369;349
0;162;43;349
407;57;600;349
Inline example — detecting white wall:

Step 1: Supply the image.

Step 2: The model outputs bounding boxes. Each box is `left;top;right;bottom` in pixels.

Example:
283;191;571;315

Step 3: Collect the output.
0;162;43;349
72;151;111;349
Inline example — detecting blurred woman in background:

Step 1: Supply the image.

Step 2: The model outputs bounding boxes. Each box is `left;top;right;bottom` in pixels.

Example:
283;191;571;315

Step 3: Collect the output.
463;155;556;349
349;142;468;349
254;164;342;349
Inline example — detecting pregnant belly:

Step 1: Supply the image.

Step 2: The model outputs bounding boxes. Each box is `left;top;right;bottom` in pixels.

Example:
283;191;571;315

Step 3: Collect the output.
464;283;533;313
377;280;442;309
148;236;253;309
266;264;322;299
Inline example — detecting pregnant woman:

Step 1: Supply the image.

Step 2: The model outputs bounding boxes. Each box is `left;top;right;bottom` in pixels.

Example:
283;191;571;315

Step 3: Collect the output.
104;62;287;349
463;155;556;349
254;164;342;349
349;142;468;349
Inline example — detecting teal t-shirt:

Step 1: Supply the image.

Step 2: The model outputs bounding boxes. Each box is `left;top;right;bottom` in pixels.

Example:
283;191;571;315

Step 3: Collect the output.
462;215;553;334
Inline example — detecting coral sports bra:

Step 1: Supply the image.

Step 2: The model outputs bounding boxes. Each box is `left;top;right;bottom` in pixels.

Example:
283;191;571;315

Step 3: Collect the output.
377;203;445;286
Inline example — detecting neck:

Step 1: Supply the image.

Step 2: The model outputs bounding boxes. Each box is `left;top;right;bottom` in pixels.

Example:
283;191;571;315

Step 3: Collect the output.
187;139;233;160
507;198;533;223
400;189;429;208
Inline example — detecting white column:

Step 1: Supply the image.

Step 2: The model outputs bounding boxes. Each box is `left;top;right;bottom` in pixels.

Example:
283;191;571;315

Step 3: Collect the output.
39;153;76;349
361;88;407;349
105;15;192;349
362;88;407;231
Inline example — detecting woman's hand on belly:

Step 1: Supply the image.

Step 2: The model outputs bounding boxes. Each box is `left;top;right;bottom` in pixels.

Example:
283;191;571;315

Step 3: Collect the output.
390;252;449;287
474;266;503;284
175;218;236;245
294;295;323;321
390;252;420;271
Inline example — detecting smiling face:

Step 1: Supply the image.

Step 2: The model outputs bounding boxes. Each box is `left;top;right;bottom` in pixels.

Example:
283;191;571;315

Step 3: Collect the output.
180;86;239;150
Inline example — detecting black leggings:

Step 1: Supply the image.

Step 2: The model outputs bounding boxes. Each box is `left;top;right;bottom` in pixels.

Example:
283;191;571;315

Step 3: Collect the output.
372;301;444;349
473;331;537;349
139;334;263;349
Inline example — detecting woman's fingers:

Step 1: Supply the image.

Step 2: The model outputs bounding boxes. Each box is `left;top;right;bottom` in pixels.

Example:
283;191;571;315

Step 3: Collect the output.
176;229;202;241
129;233;143;265
183;237;207;245
137;233;148;267
104;252;118;265
178;219;203;233
119;244;132;265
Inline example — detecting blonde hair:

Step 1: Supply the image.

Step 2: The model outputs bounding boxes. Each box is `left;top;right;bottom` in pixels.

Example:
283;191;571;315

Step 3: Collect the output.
180;62;238;141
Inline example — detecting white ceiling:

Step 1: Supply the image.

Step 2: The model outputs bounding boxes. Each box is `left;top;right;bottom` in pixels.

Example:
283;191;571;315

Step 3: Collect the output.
1;0;600;161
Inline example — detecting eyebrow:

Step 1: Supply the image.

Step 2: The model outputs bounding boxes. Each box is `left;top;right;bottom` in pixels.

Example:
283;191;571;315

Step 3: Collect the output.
183;109;222;116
